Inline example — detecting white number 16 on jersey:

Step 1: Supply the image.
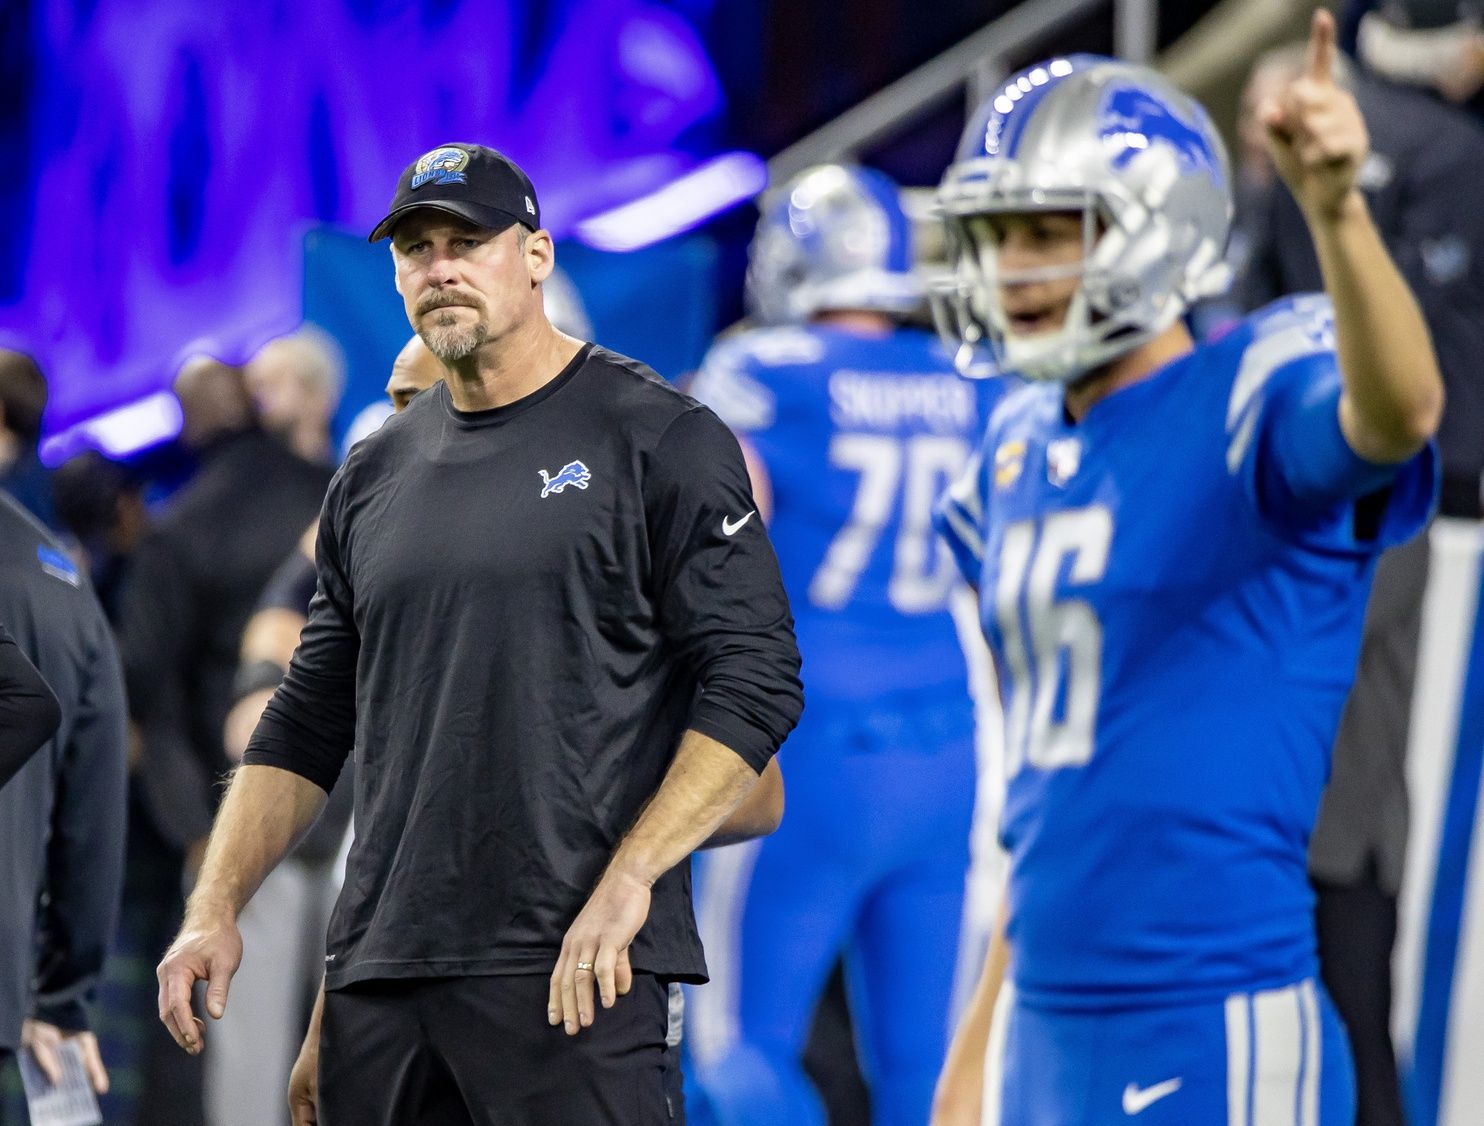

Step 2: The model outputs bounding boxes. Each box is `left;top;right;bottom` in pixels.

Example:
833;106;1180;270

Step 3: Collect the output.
994;505;1113;777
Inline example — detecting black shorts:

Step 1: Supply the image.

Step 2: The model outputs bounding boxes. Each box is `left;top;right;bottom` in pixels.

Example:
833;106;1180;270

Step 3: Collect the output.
318;973;682;1126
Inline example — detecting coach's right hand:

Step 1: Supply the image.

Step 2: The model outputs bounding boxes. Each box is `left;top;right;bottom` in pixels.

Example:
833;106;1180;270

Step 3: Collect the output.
549;866;652;1035
156;912;242;1053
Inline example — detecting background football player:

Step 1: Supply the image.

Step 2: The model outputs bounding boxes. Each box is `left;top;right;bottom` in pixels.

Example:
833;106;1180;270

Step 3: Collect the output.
683;163;1003;1126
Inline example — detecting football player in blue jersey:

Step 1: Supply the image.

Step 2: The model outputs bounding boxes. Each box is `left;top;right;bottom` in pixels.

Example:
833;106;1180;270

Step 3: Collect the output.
683;163;1005;1126
928;12;1442;1126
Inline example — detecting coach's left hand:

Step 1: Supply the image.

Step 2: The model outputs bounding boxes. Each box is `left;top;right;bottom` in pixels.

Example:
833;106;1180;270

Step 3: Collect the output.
548;867;652;1035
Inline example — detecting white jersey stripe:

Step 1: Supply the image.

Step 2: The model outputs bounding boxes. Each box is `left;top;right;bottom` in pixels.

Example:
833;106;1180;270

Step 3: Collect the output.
1226;991;1252;1126
1300;979;1321;1126
1253;982;1303;1124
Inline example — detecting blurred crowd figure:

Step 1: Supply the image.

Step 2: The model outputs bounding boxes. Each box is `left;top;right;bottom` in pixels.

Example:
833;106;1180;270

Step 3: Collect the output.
245;328;346;466
0;490;128;1115
0;351;60;533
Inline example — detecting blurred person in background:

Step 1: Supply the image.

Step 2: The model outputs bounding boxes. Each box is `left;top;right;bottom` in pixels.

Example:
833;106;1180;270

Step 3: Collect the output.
0;492;127;1111
246;327;346;466
931;15;1440;1123
381;331;449;413
118;355;332;875
209;334;443;1126
1235;32;1484;1126
51;451;150;622
683;164;1001;1126
0;349;60;532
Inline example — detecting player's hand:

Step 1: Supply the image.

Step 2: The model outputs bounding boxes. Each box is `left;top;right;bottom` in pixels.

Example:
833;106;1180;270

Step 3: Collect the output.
548;867;652;1035
288;1023;320;1125
1260;9;1369;221
21;1019;109;1094
156;912;242;1053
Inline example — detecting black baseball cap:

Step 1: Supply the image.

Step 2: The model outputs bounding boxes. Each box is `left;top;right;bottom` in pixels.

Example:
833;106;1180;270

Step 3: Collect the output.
369;143;541;242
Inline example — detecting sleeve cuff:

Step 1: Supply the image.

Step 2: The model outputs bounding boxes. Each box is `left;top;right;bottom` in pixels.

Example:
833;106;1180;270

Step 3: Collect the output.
241;739;342;795
688;706;779;775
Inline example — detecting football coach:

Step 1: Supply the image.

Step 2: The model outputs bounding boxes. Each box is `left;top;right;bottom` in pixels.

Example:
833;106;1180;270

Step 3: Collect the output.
157;143;803;1125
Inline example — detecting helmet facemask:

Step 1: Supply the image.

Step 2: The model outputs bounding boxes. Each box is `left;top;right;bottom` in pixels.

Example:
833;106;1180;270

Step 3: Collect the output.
933;177;1203;384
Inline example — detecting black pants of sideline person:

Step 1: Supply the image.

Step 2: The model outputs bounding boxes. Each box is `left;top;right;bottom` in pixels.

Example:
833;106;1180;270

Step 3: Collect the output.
319;972;681;1126
1314;874;1405;1126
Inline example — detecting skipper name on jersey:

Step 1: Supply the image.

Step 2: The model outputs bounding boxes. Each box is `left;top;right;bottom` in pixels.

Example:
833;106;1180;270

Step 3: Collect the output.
828;372;976;432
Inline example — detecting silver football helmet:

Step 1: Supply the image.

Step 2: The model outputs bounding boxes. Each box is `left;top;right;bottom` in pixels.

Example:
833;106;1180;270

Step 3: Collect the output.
933;56;1233;381
746;164;924;325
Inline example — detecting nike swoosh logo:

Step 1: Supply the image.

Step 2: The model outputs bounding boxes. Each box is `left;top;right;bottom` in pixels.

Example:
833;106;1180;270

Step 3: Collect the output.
1123;1078;1181;1115
722;511;756;536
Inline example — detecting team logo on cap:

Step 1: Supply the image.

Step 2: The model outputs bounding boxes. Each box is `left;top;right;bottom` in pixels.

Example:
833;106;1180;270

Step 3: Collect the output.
411;146;470;190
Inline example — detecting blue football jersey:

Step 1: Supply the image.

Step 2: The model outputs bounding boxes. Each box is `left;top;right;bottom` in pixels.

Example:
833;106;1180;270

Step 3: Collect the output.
936;296;1437;1008
691;324;1004;703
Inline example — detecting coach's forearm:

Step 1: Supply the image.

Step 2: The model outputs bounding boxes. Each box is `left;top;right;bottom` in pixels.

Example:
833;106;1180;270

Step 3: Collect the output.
701;757;783;849
1309;191;1444;463
185;765;326;924
607;729;762;885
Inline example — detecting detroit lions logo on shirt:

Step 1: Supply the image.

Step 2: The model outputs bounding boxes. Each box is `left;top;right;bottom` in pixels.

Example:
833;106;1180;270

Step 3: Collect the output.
1099;85;1222;186
538;460;591;498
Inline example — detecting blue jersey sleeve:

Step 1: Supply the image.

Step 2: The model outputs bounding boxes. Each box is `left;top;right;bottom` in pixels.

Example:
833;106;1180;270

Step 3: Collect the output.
934;437;989;589
1228;297;1438;554
687;335;780;438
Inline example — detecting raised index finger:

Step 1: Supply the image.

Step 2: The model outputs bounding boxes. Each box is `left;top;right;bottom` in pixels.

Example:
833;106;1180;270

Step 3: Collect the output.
1307;8;1337;84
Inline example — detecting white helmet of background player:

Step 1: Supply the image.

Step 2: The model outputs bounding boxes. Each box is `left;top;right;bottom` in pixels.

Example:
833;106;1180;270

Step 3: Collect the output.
932;56;1234;381
746;164;924;325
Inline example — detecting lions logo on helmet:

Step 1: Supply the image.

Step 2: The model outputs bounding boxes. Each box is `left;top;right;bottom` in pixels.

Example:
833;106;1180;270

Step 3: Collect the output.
411;146;471;190
746;164;924;326
931;57;1233;383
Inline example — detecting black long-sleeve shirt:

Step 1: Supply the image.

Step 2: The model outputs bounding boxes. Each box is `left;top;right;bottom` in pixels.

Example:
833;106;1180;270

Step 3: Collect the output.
244;344;803;988
0;622;61;788
0;495;127;1048
238;543;355;863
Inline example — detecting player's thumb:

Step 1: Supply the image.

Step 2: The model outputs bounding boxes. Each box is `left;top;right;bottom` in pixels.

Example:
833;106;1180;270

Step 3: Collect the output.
205;955;236;1019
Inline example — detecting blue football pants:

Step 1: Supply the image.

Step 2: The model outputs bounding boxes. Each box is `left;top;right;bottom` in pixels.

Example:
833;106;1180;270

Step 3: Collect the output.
988;977;1356;1125
685;705;976;1126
